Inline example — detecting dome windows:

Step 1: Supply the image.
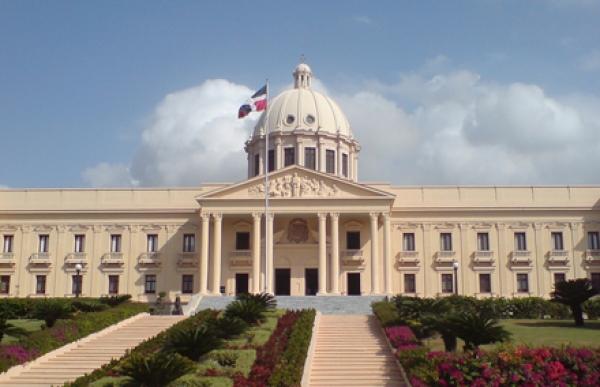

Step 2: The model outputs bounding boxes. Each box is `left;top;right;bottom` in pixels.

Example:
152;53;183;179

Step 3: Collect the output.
285;115;295;125
306;115;315;125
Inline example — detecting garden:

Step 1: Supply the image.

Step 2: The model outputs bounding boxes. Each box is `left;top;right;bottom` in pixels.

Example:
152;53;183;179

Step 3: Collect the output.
374;278;600;386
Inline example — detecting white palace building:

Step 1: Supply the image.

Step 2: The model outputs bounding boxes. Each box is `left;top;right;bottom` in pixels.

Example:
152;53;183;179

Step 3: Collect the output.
1;63;600;305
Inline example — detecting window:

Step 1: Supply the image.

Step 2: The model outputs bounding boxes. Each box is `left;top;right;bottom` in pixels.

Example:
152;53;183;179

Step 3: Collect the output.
441;273;453;293
3;235;13;253
517;273;529;293
326;150;335;174
0;276;9;294
588;232;599;250
183;234;195;252
284;148;295;167
403;233;415;251
440;233;452;251
554;273;566;284
591;273;600;292
74;235;85;253
346;231;360;250
305;147;316;170
404;274;416;293
254;154;260;176
268;149;274;172
551;232;564;250
39;235;49;253
182;275;194;294
145;275;156;294
36;275;46;294
479;273;491;293
110;235;121;253
236;232;250;250
514;232;527;251
147;234;158;252
342;153;348;177
108;275;119;294
477;233;490;251
72;275;82;295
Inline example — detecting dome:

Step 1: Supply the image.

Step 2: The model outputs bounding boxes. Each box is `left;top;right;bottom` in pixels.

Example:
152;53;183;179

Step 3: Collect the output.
252;63;353;139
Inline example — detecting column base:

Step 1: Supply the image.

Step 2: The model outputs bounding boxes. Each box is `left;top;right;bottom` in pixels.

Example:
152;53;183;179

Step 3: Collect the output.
317;292;329;296
369;292;384;296
326;292;341;296
210;292;222;296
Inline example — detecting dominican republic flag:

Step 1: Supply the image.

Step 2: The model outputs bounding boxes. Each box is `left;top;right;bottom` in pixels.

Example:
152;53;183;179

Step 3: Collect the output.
238;85;267;118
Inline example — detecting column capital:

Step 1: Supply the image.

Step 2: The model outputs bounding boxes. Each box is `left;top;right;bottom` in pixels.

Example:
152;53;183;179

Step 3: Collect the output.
129;225;138;233
369;212;380;220
317;213;328;220
212;213;222;221
422;222;432;231
382;212;391;220
570;222;582;230
496;222;506;230
329;212;340;221
533;222;543;230
459;222;469;230
266;213;275;220
252;213;262;220
57;225;67;233
20;225;31;233
200;213;211;221
92;225;102;233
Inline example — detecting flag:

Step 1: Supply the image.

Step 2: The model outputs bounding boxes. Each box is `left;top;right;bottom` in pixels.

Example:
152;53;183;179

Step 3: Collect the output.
238;85;267;118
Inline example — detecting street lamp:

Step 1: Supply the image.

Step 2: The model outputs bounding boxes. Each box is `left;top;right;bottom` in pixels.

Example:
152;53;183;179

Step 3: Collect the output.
452;260;459;295
75;263;83;298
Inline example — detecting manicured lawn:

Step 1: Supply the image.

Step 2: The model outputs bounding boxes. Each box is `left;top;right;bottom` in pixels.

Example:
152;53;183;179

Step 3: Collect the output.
1;319;45;344
424;319;600;351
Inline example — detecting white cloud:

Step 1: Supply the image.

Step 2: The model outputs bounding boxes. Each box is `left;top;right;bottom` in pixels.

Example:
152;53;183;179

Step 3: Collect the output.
81;163;136;188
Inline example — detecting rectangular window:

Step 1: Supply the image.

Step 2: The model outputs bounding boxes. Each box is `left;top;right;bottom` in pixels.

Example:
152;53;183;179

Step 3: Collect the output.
145;275;156;294
147;234;158;252
554;273;566;284
254;154;260;176
342;153;348;177
268;149;275;172
3;235;13;253
477;233;490;251
108;275;119;294
514;232;527;251
39;235;49;253
236;232;250;250
440;233;452;251
403;233;415;251
305;147;316;170
36;275;46;294
326;149;335;174
110;235;121;253
182;275;194;294
74;235;85;253
404;274;416;293
346;231;361;250
588;232;599;250
517;273;529;293
284;147;295;167
441;273;454;293
591;273;600;292
479;273;491;293
551;232;564;250
0;276;9;294
72;275;82;295
183;234;195;252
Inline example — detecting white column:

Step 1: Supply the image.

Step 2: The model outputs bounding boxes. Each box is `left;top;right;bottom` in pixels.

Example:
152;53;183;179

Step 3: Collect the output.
318;213;328;295
383;213;393;296
337;142;342;178
252;213;261;293
266;213;274;294
211;214;222;295
570;222;581;279
199;213;210;294
275;137;282;170
297;140;304;166
318;139;326;172
330;213;340;295
370;212;381;295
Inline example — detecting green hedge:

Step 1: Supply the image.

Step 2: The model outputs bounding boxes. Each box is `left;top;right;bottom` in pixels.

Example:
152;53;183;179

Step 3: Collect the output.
372;300;400;327
0;296;133;320
268;309;316;387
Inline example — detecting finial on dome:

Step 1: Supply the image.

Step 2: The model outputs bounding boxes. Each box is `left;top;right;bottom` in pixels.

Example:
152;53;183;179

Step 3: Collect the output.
293;59;312;89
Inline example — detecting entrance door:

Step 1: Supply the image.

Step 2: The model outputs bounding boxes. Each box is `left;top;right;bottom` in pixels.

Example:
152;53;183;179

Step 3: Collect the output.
275;269;291;296
235;273;249;295
347;273;361;296
305;268;318;295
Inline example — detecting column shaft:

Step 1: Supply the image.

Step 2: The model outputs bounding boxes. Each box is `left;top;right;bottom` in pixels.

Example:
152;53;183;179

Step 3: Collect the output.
211;214;222;294
331;213;340;294
266;213;274;294
252;213;261;293
383;213;393;295
200;214;210;294
370;213;381;294
318;213;327;295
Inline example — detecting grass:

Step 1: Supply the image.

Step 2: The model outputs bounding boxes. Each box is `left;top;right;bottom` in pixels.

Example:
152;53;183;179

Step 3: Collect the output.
1;319;45;344
424;319;600;352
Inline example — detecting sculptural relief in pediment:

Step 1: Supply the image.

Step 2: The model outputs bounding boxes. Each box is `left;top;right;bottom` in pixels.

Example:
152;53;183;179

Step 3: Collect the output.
248;173;339;198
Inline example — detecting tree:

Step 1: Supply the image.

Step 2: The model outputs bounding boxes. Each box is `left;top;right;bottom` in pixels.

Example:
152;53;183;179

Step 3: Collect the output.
550;278;599;326
446;311;512;351
119;352;196;387
29;299;74;328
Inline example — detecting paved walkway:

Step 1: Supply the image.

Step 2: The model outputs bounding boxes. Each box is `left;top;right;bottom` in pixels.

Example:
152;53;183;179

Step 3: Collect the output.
307;315;406;387
0;314;185;387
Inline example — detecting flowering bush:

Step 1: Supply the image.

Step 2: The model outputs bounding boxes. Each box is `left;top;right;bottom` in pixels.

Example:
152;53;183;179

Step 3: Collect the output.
0;344;40;370
386;326;418;348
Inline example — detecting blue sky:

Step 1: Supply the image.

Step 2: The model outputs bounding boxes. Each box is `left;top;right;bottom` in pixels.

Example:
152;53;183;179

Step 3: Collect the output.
1;0;600;188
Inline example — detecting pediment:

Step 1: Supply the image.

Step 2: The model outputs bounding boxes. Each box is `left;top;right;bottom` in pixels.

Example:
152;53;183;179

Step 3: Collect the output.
196;165;395;201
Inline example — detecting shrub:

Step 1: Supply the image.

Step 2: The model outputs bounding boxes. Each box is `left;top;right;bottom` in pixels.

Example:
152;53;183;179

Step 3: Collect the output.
236;293;277;311
583;297;600;319
99;294;133;307
224;299;267;326
29;299;75;328
0;319;29;342
118;352;196;387
372;300;400;327
72;300;110;313
162;326;224;362
208;316;248;339
0;298;36;320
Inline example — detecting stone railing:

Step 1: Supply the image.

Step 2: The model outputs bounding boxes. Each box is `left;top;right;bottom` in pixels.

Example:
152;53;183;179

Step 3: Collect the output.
435;251;456;262
65;252;88;265
396;251;420;265
473;251;495;263
139;252;161;266
30;252;51;265
177;252;199;267
102;252;125;265
510;250;532;263
229;250;252;267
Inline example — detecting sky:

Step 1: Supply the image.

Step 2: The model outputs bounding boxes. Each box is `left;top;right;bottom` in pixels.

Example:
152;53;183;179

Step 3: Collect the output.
1;0;600;189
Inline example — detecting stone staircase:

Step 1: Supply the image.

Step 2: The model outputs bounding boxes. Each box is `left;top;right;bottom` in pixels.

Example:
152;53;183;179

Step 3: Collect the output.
307;315;406;387
0;314;185;387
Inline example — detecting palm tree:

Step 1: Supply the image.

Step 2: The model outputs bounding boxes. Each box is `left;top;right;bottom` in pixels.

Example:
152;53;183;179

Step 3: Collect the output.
119;352;196;387
446;311;512;351
223;298;267;326
29;299;74;328
550;278;599;326
162;326;223;362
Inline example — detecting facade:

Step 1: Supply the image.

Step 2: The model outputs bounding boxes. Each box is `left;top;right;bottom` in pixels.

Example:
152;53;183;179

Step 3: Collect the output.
2;63;600;304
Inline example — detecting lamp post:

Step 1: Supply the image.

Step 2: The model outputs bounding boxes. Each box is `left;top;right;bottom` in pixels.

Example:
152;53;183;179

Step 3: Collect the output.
75;263;83;298
452;260;459;295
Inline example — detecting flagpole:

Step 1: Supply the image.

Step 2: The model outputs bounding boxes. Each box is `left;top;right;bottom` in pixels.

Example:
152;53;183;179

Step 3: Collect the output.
264;79;270;295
